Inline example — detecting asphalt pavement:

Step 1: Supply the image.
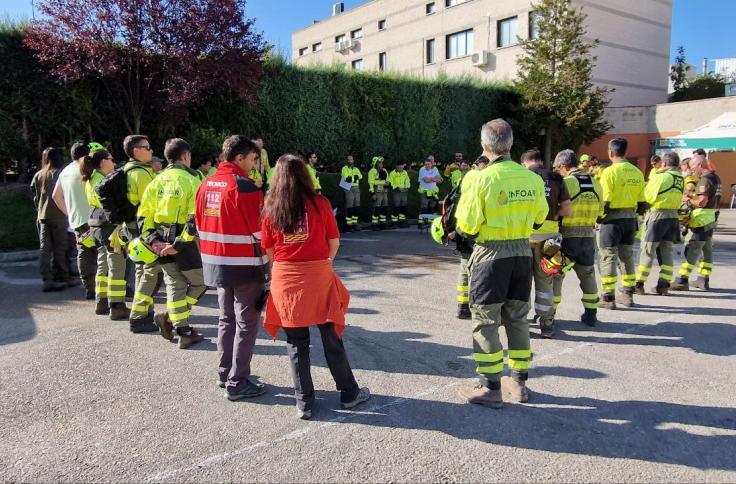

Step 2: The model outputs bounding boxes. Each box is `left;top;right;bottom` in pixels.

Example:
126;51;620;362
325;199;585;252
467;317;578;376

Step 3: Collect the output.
1;213;736;482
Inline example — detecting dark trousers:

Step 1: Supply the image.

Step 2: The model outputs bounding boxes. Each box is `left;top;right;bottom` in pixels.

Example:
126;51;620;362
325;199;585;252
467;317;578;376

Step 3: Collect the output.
39;219;69;282
284;323;359;410
217;282;263;392
74;227;98;294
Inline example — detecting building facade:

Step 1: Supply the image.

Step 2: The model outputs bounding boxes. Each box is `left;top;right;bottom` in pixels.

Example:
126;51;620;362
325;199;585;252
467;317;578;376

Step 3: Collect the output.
292;0;673;107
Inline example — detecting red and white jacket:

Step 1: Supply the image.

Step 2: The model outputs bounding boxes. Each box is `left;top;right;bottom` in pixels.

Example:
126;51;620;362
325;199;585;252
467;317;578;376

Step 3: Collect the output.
195;162;268;287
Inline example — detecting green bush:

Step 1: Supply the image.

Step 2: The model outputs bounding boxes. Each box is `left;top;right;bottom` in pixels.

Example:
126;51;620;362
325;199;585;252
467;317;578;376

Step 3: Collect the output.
189;61;524;171
0;186;38;251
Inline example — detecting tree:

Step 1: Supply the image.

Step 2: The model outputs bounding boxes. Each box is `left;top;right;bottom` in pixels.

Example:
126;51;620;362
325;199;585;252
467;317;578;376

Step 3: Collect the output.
670;45;688;94
25;0;266;137
516;0;612;163
672;74;729;102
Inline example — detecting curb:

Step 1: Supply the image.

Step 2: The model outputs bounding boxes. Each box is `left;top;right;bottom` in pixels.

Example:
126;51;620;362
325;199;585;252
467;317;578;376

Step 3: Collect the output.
0;250;39;262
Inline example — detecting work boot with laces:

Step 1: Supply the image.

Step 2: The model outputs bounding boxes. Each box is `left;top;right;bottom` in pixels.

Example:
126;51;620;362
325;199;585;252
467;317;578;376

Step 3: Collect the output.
109;302;130;321
599;294;616;310
458;384;503;409
95;298;110;315
501;376;529;403
581;308;597;327
670;277;689;291
617;290;634;308
177;326;204;349
456;304;471;320
634;282;645;295
691;276;710;290
155;312;174;341
652;280;670;296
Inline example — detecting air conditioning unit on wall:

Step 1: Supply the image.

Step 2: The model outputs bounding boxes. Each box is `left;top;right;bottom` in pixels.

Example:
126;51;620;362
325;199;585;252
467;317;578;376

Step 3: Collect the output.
335;39;359;53
472;51;490;67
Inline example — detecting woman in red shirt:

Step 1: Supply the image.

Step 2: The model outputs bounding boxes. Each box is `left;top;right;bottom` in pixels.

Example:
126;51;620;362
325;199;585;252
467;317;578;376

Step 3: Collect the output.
261;154;370;420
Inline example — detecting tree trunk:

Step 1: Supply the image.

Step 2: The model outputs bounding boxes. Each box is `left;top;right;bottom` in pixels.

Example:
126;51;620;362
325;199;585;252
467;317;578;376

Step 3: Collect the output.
544;123;554;168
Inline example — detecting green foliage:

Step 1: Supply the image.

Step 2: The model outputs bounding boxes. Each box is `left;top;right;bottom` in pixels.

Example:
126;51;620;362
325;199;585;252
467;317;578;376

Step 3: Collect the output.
671;74;729;102
670;46;688;94
0;187;38;250
188;59;522;171
516;0;612;162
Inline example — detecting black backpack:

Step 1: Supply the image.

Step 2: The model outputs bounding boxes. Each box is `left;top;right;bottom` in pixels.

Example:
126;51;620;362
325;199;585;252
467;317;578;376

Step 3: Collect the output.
96;166;147;224
441;179;474;254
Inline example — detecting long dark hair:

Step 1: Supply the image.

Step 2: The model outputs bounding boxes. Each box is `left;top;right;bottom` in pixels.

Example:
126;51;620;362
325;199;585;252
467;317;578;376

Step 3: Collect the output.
80;149;112;182
263;154;317;233
40;147;64;172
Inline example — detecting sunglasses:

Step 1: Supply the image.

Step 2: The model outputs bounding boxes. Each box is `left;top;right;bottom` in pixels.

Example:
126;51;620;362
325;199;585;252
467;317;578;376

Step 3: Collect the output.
136;145;152;151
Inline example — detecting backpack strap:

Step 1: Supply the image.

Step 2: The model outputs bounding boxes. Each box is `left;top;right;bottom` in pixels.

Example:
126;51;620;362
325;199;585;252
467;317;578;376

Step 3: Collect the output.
570;173;599;201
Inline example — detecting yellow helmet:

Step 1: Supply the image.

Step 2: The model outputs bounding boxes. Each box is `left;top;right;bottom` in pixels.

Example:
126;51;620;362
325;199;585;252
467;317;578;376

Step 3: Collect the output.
430;217;446;245
127;238;158;264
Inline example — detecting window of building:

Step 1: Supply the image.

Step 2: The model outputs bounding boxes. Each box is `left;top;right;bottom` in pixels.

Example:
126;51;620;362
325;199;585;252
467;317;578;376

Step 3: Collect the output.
379;52;387;71
312;42;322;52
378;19;386;30
498;16;519;47
352;59;364;71
529;12;541;40
298;47;308;57
351;28;363;39
426;2;436;14
426;38;436;64
445;0;467;7
335;34;347;44
446;29;474;59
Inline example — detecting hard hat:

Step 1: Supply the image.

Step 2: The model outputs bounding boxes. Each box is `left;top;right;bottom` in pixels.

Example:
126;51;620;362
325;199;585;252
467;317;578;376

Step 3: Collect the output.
579;154;591;163
542;236;563;258
540;256;562;276
88;142;105;152
372;156;385;166
430;217;445;245
127;238;158;264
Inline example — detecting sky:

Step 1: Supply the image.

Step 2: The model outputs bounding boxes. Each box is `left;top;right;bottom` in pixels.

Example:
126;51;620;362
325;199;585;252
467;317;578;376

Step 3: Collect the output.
1;0;734;71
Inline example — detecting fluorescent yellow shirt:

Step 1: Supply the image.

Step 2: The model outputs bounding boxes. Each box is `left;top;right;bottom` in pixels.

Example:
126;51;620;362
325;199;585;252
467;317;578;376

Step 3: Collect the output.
600;160;645;212
645;168;684;211
85;171;105;209
455;160;548;242
124;161;155;207
138;165;201;239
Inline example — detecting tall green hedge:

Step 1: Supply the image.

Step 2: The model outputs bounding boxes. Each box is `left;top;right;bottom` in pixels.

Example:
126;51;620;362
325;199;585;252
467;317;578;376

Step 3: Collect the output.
186;60;526;172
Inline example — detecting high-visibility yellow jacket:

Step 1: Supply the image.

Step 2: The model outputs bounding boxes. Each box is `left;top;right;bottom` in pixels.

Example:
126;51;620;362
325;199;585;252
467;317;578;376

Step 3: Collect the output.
645;168;684;210
341;165;362;187
455;159;548;242
561;169;603;229
388;169;410;190
600;160;645;212
138;164;201;244
124;161;156;207
85;170;105;209
307;164;321;191
450;169;463;188
368;167;389;193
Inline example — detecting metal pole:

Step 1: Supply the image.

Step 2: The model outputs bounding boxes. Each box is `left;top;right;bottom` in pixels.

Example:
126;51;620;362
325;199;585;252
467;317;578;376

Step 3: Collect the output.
31;0;36;20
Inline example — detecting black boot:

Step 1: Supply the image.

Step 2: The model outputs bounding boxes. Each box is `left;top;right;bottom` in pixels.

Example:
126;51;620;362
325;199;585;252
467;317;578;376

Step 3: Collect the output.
129;310;158;333
670;277;689;291
634;281;645;295
581;309;597;327
456;304;471;320
691;276;710;290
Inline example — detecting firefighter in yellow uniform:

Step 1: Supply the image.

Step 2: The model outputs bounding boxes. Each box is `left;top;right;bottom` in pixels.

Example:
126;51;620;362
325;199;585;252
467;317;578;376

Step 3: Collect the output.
388;161;410;227
306;152;321;193
138;138;206;350
341;155;363;231
634;152;684;296
552;150;604;327
123;135;162;334
455;119;548;409
598;138;647;309
368;156;389;230
84;148;131;321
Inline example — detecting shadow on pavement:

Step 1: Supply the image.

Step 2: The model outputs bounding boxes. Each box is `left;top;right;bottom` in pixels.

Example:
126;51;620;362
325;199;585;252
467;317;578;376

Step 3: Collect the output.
553;320;736;356
341;390;736;471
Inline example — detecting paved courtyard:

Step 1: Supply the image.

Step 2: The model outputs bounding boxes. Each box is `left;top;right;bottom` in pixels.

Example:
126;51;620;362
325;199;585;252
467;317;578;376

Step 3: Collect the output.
1;212;735;482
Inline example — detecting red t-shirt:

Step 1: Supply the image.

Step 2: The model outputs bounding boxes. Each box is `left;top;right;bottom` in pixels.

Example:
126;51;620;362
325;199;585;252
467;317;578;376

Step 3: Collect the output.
261;195;340;262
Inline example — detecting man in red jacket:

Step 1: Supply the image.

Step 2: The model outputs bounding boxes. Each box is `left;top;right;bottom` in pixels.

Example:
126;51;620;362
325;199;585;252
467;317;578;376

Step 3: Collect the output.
195;135;269;401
